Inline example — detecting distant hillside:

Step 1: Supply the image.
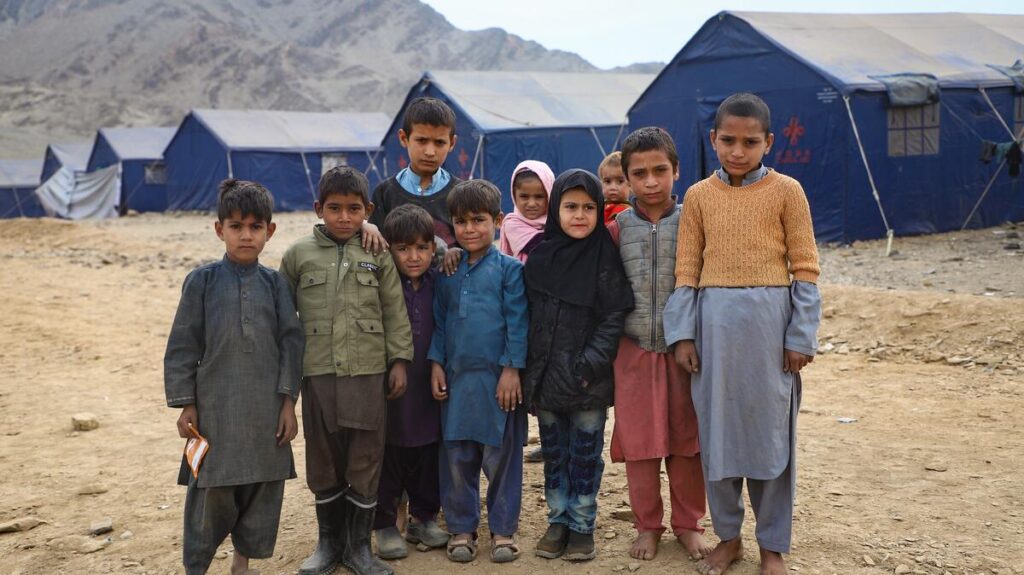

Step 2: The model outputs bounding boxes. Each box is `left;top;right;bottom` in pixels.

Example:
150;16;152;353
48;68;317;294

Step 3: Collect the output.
0;0;664;158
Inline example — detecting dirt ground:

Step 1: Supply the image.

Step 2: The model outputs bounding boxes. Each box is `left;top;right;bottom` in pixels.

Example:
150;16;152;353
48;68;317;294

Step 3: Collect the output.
0;213;1022;575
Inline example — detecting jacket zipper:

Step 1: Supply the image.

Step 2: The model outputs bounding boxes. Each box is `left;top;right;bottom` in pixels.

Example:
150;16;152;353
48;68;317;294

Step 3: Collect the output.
650;222;658;346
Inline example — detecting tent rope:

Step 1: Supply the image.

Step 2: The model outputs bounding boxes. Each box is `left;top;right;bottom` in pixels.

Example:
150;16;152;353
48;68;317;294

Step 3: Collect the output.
468;134;484;178
611;120;627;152
978;88;1017;139
226;152;234;179
960;157;1007;231
364;149;384;181
842;95;894;255
589;127;608;158
300;153;316;201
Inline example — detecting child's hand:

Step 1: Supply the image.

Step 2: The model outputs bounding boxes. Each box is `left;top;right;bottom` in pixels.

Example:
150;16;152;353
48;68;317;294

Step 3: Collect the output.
440;247;463;276
673;341;700;374
783;350;813;374
276;396;298;446
496;367;522;412
387;362;408;400
361;222;388;254
176;404;198;438
431;362;448;401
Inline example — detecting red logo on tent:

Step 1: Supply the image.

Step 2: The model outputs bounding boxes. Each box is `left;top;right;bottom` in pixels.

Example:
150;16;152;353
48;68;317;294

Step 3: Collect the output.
783;116;805;146
458;148;469;168
398;156;408;169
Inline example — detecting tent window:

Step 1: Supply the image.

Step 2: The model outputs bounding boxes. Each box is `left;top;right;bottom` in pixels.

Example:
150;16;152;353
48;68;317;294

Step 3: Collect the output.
322;153;347;176
144;162;167;184
887;102;940;157
1015;95;1024;138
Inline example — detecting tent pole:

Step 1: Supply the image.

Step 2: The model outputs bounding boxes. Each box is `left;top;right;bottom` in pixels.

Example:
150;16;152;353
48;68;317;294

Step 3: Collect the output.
226;152;234;179
960;157;1007;231
589;127;608;158
300;152;316;201
611;121;627;152
468;134;484;179
978;87;1017;139
365;149;384;181
843;95;894;255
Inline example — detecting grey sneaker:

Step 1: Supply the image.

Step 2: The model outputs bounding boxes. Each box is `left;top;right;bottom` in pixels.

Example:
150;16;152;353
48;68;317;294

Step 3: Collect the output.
562;530;595;561
375;526;408;560
534;524;569;559
405;518;449;548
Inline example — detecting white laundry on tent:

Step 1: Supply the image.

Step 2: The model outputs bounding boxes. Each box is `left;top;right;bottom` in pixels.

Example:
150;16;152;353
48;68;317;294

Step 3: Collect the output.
34;142;120;219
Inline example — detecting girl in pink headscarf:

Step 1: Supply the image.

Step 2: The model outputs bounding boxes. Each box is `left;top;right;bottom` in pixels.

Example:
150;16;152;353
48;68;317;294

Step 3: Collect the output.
499;160;556;262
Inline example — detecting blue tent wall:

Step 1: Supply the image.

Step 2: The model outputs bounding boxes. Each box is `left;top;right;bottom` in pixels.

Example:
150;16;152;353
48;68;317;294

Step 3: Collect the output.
382;81;626;214
88;133;169;213
165;115;229;211
229;151;319;212
628;12;1024;242
41;148;63;183
0;186;45;218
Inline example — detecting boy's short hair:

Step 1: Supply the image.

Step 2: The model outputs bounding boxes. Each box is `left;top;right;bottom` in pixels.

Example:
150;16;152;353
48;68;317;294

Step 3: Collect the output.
621;127;679;174
402;97;457;138
714;92;772;136
318;166;369;206
382;204;435;246
599;151;622;173
448;179;501;219
217;178;274;223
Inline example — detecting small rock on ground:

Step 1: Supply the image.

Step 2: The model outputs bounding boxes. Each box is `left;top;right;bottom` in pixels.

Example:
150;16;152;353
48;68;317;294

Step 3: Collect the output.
0;517;45;533
89;518;113;536
71;413;99;431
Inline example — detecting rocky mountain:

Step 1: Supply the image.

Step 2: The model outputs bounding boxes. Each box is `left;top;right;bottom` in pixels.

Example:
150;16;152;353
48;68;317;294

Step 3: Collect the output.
0;0;655;158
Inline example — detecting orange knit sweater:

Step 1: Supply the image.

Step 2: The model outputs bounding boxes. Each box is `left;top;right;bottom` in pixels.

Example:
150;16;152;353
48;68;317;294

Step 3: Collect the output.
674;171;820;289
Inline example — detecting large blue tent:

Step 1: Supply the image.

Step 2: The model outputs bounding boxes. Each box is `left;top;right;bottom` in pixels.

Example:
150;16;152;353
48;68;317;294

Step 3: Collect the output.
628;11;1024;242
87;127;176;214
382;71;655;213
0;158;45;218
164;109;390;212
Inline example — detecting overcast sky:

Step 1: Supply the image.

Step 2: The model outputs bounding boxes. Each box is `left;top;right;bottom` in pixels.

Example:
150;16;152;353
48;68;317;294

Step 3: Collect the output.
421;0;1024;69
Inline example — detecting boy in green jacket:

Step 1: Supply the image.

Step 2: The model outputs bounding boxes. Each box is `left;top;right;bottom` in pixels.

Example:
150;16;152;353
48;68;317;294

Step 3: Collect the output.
281;166;414;575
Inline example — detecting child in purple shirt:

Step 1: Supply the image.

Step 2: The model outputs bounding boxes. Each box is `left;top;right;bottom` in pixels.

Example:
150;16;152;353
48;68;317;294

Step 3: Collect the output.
373;204;449;560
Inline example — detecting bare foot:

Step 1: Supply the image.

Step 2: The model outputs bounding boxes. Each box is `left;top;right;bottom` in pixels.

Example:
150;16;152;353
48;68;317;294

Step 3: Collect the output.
229;551;250;575
759;547;786;575
696;538;743;575
676;530;714;560
629;531;660;560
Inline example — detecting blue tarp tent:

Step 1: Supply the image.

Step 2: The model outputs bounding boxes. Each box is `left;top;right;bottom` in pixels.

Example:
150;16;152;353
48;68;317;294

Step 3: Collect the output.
41;142;91;183
628;11;1024;242
164;109;390;212
87;127;176;214
0;158;45;218
382;71;656;213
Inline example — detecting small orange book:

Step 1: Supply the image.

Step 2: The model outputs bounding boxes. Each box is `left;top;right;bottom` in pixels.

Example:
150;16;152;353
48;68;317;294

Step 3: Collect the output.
184;424;210;479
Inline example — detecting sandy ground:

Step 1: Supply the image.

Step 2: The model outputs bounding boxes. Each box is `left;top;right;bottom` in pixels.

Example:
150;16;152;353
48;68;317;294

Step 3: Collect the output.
0;213;1022;575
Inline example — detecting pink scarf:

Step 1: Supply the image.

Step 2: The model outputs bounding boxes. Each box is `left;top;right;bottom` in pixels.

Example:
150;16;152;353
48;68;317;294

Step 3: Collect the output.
499;160;555;262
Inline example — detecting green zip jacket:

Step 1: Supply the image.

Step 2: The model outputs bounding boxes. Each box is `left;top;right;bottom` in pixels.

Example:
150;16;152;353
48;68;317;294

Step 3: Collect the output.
280;225;413;377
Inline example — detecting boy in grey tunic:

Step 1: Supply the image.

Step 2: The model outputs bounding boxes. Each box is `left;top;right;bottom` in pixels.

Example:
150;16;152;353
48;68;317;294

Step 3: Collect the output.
165;179;304;575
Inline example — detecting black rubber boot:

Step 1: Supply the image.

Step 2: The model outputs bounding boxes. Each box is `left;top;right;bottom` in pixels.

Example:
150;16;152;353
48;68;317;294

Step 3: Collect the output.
299;496;346;575
342;498;395;575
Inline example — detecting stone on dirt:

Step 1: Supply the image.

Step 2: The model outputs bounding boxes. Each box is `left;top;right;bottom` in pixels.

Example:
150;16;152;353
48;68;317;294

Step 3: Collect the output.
0;517;45;533
71;413;99;431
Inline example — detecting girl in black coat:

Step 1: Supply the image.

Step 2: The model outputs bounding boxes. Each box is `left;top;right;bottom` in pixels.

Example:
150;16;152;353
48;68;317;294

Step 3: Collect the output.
522;169;635;561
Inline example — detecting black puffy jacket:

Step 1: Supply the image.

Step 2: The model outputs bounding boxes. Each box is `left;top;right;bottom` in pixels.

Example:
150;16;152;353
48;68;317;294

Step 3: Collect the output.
521;274;631;413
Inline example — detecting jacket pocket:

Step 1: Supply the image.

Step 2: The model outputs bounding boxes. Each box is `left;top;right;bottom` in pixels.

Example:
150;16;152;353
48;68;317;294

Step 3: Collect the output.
355;318;386;369
299;269;328;311
355;272;382;315
303;320;333;371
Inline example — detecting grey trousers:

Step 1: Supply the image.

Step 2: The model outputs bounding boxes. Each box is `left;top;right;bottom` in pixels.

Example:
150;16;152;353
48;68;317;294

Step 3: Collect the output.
704;461;794;553
183;478;285;575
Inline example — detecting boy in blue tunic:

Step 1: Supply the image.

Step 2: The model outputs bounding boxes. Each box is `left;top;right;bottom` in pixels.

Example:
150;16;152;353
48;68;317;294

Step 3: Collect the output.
165;179;304;575
428;180;529;564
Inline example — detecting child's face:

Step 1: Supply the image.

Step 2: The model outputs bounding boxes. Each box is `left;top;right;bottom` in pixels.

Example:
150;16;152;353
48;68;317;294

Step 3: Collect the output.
599;165;630;204
558;187;598;240
625;149;679;212
711;115;774;181
452;210;501;261
512;177;548;220
315;192;372;241
398;123;457;177
390;237;435;280
215;211;275;266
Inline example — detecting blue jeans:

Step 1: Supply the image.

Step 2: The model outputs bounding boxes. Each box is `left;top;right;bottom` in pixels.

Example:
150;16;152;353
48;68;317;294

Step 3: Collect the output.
537;409;607;534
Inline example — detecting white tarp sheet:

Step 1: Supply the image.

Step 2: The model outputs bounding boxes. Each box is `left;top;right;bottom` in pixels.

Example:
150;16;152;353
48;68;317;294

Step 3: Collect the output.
35;164;119;219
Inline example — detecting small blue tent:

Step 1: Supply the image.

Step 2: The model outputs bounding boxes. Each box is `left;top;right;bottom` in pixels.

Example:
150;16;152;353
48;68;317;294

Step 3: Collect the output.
41;142;91;183
164;109;390;212
628;12;1024;242
87;127;176;214
0;158;45;218
383;71;655;213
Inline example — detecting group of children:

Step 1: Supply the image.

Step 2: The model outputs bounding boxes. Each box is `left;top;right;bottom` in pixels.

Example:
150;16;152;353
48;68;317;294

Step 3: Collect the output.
165;93;820;575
